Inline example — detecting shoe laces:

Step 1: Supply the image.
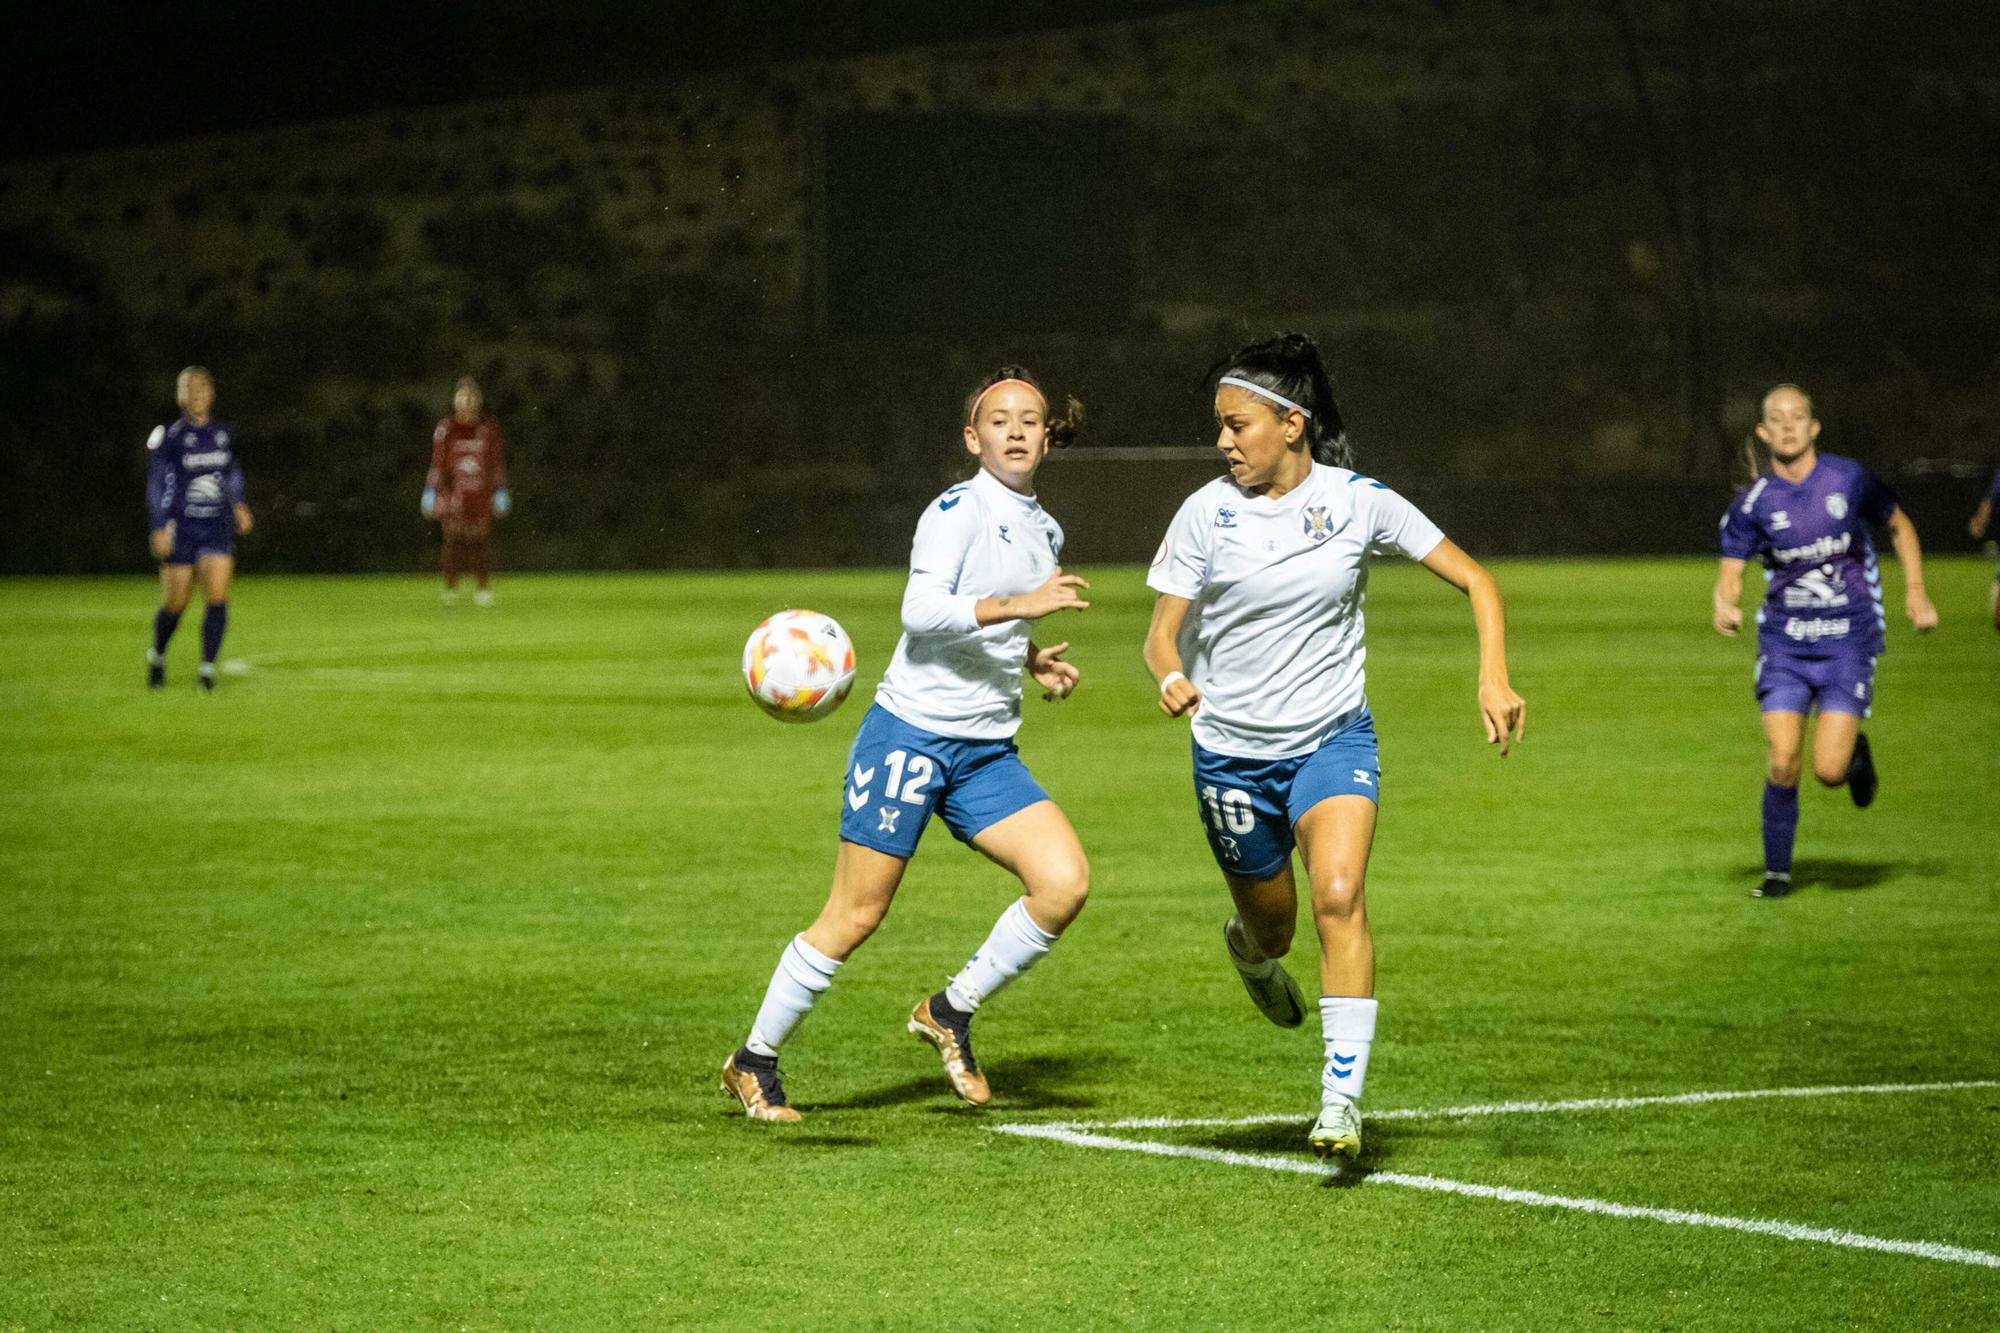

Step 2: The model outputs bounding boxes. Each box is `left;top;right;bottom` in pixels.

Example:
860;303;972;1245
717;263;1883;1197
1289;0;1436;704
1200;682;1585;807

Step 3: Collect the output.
934;1003;979;1074
738;1056;790;1107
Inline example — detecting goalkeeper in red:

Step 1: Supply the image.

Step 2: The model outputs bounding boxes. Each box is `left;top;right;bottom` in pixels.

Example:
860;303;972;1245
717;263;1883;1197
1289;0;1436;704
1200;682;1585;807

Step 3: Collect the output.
422;377;510;606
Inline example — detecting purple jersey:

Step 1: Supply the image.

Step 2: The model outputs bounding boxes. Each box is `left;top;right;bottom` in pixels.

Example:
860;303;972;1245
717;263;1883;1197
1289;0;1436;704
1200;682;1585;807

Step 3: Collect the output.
1987;468;2000;505
1719;452;1896;658
146;417;245;528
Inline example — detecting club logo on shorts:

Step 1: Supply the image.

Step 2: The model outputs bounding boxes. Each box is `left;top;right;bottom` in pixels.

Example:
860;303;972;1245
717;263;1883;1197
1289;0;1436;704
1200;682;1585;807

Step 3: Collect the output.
877;807;901;834
1303;505;1336;542
1826;493;1848;519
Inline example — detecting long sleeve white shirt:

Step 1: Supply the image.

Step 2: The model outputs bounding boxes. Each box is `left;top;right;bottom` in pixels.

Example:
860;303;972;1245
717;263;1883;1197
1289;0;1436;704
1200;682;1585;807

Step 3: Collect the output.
875;467;1065;740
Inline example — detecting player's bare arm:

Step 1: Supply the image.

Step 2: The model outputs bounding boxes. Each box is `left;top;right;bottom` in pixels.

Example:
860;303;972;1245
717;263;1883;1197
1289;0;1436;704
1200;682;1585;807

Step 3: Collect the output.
1419;537;1525;755
976;566;1090;626
1713;557;1746;635
1884;507;1937;631
1143;593;1200;717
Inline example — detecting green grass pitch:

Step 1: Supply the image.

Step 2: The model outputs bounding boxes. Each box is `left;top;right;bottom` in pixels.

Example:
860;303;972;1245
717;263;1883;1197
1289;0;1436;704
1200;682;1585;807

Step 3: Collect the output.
3;559;1997;1328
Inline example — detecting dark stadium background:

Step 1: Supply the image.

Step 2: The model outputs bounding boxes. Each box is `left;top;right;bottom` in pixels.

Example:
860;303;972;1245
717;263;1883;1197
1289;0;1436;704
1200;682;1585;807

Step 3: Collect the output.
2;0;1994;573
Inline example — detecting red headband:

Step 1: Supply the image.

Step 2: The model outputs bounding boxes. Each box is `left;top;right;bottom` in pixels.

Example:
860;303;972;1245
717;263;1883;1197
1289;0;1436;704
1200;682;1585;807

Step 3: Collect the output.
968;377;1047;423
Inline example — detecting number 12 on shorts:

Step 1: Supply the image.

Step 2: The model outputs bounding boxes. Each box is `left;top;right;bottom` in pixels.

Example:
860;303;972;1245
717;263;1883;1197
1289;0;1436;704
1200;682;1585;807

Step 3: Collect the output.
882;749;937;804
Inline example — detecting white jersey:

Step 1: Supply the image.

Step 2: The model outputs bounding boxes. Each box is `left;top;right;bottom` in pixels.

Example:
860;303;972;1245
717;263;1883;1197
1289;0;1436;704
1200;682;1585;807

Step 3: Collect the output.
875;467;1065;740
1147;462;1444;759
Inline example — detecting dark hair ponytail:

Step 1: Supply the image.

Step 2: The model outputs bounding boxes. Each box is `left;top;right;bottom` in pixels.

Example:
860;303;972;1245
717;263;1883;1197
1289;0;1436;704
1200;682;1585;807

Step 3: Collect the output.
963;364;1084;449
1209;332;1351;469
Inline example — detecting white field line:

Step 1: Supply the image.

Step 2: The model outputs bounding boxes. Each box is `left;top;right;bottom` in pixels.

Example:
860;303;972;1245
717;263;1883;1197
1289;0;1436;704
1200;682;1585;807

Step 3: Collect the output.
990;1080;2000;1271
1026;1079;2000;1133
990;1124;2000;1270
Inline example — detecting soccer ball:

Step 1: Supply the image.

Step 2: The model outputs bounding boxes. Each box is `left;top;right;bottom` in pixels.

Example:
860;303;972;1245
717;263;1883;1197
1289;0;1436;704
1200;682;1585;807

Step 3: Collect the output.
742;610;857;723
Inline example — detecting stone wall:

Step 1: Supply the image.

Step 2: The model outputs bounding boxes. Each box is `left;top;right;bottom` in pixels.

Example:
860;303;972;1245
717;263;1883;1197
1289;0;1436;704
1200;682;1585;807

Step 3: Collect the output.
2;0;1993;571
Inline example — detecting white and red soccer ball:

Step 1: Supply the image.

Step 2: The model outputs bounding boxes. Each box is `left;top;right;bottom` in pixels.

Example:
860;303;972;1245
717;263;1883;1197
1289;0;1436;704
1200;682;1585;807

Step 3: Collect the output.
741;610;856;723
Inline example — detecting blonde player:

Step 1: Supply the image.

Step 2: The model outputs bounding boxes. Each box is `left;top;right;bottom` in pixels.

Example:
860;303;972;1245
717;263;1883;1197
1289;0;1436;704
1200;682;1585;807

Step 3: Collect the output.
721;366;1092;1122
1143;332;1523;1161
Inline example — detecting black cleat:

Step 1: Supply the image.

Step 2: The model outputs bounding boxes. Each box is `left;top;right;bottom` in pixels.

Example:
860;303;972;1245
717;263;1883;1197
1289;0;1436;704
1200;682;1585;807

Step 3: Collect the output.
1752;872;1794;899
1847;732;1876;809
197;669;216;694
147;660;165;690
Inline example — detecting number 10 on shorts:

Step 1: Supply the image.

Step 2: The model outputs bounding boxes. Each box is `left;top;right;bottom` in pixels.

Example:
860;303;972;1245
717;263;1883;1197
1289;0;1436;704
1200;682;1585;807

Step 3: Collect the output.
1201;785;1255;834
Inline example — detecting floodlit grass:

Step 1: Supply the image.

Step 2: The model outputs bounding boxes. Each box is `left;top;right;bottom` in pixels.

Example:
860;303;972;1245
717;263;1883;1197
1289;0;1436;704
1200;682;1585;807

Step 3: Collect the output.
3;560;1996;1328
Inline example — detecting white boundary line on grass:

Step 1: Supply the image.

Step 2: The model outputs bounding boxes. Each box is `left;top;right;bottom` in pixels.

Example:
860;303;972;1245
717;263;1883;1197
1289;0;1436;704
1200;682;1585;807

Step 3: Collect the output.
1030;1078;2000;1132
991;1079;2000;1271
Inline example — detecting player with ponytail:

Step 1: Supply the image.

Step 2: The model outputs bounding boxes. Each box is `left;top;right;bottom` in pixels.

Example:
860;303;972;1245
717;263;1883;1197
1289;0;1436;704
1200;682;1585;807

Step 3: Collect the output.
1143;332;1524;1162
721;365;1094;1122
1714;384;1938;897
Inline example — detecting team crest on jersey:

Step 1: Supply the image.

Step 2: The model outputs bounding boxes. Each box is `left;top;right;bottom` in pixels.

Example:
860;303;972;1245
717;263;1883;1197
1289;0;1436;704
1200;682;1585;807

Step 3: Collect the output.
1769;510;1790;531
1825;493;1848;519
1302;505;1336;542
1215;508;1237;528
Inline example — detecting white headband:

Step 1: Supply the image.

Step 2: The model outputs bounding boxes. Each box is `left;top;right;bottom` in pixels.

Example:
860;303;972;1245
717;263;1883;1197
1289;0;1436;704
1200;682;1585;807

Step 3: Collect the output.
1218;375;1312;419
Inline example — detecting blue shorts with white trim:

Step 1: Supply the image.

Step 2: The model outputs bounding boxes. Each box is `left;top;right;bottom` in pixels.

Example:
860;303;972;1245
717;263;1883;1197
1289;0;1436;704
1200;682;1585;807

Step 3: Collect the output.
1190;707;1380;879
836;704;1050;859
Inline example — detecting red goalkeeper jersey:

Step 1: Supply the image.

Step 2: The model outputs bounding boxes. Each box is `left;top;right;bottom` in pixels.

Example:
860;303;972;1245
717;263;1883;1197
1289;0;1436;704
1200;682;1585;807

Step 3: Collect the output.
426;416;508;519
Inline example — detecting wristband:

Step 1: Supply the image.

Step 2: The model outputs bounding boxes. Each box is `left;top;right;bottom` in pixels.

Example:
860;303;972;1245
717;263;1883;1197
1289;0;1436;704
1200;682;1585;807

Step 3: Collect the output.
1159;671;1186;694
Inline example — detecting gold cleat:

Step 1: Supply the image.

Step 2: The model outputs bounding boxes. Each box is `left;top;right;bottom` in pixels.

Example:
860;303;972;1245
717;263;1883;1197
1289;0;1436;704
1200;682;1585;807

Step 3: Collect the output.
907;996;991;1105
720;1051;802;1123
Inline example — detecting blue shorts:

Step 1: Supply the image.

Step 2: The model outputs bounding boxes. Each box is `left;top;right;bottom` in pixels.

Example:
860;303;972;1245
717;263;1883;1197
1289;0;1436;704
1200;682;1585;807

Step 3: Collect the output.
1755;652;1874;718
166;519;233;565
837;704;1050;859
1191;708;1380;879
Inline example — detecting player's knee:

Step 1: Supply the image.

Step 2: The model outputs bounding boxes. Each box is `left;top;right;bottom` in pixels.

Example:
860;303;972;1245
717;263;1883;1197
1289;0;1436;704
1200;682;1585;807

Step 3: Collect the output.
1027;853;1090;929
1311;871;1367;926
1766;751;1802;786
1812;758;1848;788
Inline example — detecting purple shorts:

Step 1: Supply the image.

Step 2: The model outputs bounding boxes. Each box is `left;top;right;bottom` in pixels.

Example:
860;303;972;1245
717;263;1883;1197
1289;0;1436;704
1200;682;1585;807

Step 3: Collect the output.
165;518;234;565
1755;652;1874;717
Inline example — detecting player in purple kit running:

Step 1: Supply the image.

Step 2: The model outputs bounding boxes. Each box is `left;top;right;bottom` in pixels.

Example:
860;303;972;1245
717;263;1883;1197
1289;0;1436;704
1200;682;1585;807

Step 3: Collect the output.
145;366;252;692
1712;384;1937;897
1967;467;2000;634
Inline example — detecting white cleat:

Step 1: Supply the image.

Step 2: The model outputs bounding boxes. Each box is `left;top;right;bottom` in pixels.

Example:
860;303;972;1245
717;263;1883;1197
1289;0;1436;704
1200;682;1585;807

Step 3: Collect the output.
473;589;495;608
1309;1096;1363;1162
441;589;460;607
1224;917;1305;1028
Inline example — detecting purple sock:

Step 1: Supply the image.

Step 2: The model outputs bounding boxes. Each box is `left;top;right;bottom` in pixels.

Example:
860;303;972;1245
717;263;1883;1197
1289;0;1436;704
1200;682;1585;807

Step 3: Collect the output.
200;603;228;665
151;607;182;656
1762;781;1798;875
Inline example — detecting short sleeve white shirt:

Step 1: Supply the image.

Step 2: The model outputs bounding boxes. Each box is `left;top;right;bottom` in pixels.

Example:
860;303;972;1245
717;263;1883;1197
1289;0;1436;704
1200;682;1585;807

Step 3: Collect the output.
875;467;1065;740
1147;463;1444;758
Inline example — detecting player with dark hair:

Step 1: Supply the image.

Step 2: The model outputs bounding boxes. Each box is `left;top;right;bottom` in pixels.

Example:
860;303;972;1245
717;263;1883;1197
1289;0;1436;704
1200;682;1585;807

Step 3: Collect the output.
1968;467;2000;633
1143;332;1524;1162
721;367;1094;1122
422;377;510;606
1713;384;1938;898
145;366;252;692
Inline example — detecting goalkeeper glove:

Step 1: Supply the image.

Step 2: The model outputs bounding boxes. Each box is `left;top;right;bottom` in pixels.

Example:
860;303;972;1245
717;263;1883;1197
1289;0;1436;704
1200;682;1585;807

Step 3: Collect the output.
492;488;511;518
420;487;437;519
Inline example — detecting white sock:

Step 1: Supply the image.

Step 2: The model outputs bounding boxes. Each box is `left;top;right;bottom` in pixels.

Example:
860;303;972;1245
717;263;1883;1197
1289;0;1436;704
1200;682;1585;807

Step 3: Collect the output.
945;898;1059;1013
1319;995;1378;1104
745;934;840;1057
